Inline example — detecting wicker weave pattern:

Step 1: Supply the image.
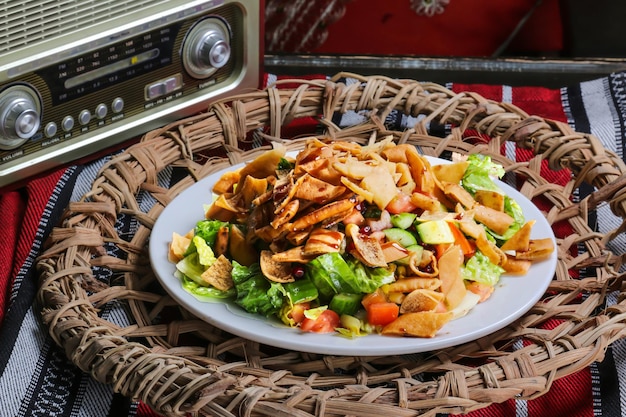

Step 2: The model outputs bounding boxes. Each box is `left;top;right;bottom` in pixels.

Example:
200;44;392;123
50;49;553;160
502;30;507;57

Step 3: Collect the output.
36;73;626;417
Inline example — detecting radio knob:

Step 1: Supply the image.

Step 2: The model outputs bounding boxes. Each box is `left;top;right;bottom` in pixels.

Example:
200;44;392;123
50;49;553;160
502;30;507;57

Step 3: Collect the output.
182;18;231;79
79;109;91;125
199;33;230;68
0;85;42;150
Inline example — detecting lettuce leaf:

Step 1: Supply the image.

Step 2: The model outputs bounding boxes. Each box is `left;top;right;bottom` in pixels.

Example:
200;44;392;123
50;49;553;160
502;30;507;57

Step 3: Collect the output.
305;253;396;302
192;235;216;266
305;253;360;300
462;154;524;241
194;219;227;246
347;259;396;293
461;250;505;286
179;272;235;301
461;154;505;195
231;261;285;317
175;253;206;285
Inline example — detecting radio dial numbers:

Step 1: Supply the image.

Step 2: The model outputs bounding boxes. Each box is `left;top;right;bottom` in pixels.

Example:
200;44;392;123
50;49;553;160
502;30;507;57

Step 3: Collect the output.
182;17;232;79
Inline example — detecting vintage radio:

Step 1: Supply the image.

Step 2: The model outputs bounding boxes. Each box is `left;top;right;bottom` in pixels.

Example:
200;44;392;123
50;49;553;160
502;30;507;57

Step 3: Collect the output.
0;0;263;189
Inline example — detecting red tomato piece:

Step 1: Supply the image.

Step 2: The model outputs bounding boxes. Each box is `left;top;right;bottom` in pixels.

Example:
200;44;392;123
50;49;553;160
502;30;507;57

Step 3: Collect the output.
386;192;417;214
366;302;400;326
300;309;341;333
466;281;494;303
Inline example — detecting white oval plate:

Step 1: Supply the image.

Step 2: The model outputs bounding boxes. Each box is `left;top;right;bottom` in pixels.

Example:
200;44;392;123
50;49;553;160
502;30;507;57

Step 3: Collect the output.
149;155;557;356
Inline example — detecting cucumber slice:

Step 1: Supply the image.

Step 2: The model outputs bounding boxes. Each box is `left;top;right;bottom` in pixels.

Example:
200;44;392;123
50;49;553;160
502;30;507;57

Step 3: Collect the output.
416;220;455;244
390;212;417;229
383;228;418;247
329;293;363;316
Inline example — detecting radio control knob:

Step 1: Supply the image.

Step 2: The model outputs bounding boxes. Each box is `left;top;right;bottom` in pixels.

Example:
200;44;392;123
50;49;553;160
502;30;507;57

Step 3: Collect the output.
79;110;91;125
199;34;230;68
0;85;42;150
44;122;57;138
62;116;74;132
182;18;231;79
112;98;124;113
95;103;108;119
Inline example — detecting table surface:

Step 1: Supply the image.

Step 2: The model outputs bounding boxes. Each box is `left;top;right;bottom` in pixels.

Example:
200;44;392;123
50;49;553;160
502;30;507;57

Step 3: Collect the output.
1;69;625;417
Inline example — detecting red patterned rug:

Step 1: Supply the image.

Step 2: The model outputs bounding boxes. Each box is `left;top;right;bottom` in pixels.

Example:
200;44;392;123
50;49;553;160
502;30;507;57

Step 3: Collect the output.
265;0;563;57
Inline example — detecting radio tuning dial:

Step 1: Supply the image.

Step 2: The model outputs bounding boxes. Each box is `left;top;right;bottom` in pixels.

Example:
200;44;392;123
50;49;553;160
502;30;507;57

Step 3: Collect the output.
182;17;231;79
0;85;42;150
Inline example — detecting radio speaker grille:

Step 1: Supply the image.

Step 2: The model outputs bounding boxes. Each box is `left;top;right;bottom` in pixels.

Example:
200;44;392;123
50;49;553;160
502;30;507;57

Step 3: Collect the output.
0;0;168;53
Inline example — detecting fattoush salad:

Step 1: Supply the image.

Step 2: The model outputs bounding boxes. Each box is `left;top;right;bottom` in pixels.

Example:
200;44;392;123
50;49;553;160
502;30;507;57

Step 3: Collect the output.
167;137;554;338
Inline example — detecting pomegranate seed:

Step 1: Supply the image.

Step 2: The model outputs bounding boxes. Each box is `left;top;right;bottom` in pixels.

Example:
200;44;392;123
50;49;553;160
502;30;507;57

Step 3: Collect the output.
292;265;305;278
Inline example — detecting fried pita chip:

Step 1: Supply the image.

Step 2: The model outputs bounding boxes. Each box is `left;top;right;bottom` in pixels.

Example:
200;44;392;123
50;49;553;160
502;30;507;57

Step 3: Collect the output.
214;225;229;257
271;246;316;263
400;289;445;313
303;228;345;255
294;173;346;204
406;148;436;195
474;189;505;212
410;192;442;213
500;220;536;252
442;182;476;209
432;161;469;184
473;204;515;235
212;170;240;194
291;198;355;232
271;199;300;229
502;254;532;275
238;175;269;209
260;250;294;283
515;238;555;261
345;223;387;268
168;232;191;263
237;143;286;186
476;233;507;266
201;255;234;291
340;176;374;203
381;311;454;337
384;277;441;293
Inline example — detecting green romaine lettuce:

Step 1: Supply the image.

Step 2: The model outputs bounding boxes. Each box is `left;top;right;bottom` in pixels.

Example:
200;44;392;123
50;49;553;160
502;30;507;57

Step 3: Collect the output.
194;219;227;246
175;253;206;285
347;259;396;293
461;154;505;195
179;272;235;301
192;235;216;266
231;261;285;317
305;253;360;300
461;250;505;286
306;253;396;301
462;154;524;241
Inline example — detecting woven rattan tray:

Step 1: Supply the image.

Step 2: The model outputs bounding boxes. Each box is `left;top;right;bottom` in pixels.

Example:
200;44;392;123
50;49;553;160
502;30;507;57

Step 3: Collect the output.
36;73;626;417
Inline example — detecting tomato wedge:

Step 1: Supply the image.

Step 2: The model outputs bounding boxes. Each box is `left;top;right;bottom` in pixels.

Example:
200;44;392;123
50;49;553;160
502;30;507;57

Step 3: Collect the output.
386;192;417;214
300;309;341;333
366;302;400;326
